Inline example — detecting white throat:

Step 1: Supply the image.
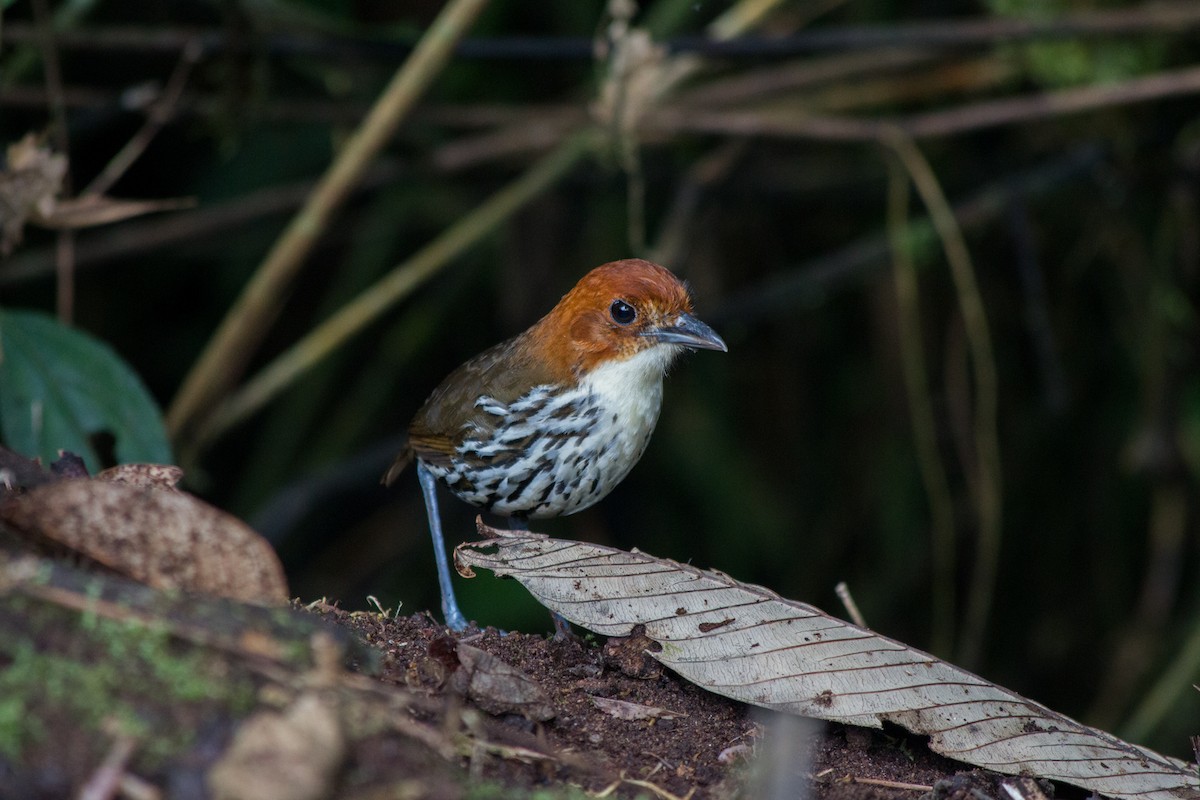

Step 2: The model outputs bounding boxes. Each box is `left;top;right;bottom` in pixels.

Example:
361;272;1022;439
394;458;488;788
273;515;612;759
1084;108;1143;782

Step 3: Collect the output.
579;345;676;428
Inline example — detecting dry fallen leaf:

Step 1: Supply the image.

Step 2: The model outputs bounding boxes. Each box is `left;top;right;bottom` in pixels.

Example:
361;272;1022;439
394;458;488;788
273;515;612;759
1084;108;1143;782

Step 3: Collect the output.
208;692;345;800
456;524;1200;800
589;695;685;721
451;642;556;722
0;478;288;605
0;133;192;255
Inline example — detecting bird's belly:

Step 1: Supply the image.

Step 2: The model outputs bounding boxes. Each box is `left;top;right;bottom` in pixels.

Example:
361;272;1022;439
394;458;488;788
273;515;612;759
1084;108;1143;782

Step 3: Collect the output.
430;382;661;519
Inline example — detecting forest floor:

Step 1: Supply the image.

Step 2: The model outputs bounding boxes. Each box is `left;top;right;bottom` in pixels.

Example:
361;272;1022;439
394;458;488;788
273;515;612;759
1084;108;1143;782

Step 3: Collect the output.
0;545;1062;800
311;605;1046;800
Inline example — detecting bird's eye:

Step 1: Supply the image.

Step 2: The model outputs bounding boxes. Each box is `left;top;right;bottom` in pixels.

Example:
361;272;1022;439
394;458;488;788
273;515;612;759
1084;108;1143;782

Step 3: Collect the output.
610;299;637;325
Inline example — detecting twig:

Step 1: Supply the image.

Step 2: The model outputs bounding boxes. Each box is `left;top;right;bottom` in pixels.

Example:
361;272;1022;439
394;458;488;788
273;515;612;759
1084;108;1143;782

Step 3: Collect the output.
0;83;375;125
78;731;139;800
708;0;787;40
188;129;601;455
713;145;1102;325
84;39;202;198
648;140;745;267
676;1;1200;53
166;0;491;442
673;49;940;108
1091;188;1197;727
850;776;934;792
834;582;868;629
0;168;403;285
594;0;789;259
5;3;1200;59
649;64;1200;142
432;111;585;171
1086;498;1187;730
1007;195;1068;413
30;0;76;322
619;777;696;800
116;774;161;800
54;230;76;322
1117;506;1199;743
885;155;957;656
797;56;1015;114
883;129;1003;669
27;0;69;158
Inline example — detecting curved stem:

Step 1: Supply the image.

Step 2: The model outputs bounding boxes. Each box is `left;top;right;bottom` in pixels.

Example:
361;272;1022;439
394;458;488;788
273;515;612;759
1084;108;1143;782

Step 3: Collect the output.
883;128;1002;668
885;155;958;657
166;0;491;441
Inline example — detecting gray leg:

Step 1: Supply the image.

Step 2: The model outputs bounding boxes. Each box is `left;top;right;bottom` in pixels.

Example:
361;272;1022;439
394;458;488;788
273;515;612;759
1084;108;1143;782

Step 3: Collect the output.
417;462;468;631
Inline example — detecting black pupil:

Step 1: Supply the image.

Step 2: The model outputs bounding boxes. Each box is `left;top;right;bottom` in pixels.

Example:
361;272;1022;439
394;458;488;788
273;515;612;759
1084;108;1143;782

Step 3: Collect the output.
610;300;636;325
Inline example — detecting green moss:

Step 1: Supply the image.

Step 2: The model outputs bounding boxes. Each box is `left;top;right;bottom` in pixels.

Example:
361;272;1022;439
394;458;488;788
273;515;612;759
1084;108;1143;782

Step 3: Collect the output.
0;601;256;763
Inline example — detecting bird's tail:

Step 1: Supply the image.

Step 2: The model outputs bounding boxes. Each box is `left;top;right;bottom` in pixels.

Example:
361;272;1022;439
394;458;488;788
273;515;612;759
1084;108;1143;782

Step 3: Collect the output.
381;443;413;487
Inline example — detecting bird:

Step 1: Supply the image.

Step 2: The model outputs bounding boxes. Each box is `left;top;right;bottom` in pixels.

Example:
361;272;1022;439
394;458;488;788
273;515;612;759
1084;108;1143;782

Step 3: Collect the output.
383;258;727;631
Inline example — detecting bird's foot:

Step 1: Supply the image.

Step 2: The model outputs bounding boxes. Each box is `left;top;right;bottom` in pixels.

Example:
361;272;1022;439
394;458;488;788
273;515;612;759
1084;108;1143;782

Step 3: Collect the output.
550;610;581;643
442;602;469;632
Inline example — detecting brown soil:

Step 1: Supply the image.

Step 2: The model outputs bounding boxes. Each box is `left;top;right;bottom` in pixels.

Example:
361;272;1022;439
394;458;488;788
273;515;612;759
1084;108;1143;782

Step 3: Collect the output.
0;538;1061;800
318;606;1051;800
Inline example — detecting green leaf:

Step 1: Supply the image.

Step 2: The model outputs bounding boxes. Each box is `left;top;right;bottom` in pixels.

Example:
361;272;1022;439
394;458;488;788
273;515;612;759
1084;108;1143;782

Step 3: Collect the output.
0;309;173;472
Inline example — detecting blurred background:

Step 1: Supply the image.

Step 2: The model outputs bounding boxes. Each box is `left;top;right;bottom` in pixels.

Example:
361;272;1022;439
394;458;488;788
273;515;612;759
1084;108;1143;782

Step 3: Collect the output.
2;0;1198;762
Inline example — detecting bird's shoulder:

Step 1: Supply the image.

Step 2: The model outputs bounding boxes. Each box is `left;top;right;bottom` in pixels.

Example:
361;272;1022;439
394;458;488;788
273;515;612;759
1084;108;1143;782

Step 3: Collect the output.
407;334;571;457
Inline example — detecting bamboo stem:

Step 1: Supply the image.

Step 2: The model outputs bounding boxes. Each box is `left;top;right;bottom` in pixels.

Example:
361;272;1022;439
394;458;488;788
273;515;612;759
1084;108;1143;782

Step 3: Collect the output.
189;129;600;453
166;0;491;442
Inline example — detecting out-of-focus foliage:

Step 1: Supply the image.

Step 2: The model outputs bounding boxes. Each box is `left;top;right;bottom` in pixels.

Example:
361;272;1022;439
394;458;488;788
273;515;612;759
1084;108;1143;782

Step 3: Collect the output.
987;0;1169;86
0;310;173;471
1;0;1197;762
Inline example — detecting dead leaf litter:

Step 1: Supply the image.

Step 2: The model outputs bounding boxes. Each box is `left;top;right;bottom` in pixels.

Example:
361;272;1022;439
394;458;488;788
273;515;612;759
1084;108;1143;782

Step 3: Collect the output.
320;607;1025;800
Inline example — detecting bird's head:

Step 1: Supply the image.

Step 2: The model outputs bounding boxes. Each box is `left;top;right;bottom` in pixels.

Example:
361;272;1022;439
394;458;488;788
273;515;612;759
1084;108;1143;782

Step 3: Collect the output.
529;258;727;379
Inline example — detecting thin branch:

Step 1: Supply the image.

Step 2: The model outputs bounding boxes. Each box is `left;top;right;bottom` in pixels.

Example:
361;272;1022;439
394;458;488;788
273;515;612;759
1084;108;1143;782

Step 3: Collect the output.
883;129;1002;670
432;111;585;171
30;0;75;322
648;140;744;267
795;56;1015;114
650;64;1200;142
885;156;957;657
5;3;1200;59
849;776;933;792
1120;599;1200;744
713;146;1102;325
188;128;600;455
54;231;75;321
78;733;139;800
83;39;202;198
0;175;375;284
9;59;1198;163
595;0;789;259
670;2;1200;54
834;582;868;629
165;0;491;442
672;48;940;108
0;83;377;125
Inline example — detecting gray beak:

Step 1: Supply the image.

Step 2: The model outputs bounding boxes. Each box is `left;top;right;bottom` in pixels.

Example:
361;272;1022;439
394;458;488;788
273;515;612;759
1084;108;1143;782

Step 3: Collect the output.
642;312;728;352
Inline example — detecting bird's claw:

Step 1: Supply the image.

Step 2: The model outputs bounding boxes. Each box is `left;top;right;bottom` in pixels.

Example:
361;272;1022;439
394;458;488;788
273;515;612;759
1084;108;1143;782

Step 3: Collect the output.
443;604;469;632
